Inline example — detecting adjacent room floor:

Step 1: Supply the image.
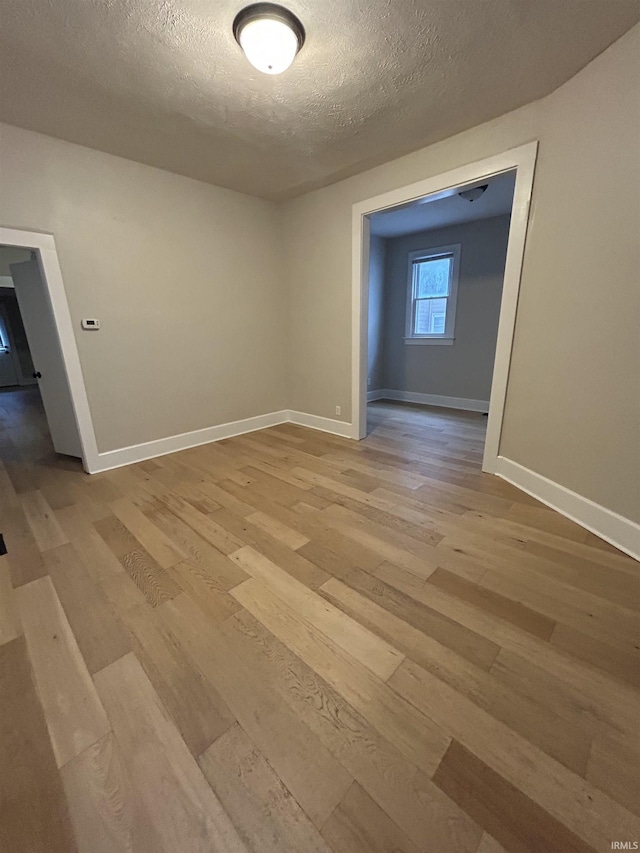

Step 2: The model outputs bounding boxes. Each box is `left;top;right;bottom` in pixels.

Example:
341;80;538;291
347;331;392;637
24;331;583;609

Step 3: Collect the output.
1;390;638;852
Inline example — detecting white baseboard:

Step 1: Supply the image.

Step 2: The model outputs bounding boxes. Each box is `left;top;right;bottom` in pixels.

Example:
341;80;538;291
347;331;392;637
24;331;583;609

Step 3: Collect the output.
287;410;353;438
92;410;291;473
90;408;352;473
89;407;639;562
494;456;640;562
368;389;489;413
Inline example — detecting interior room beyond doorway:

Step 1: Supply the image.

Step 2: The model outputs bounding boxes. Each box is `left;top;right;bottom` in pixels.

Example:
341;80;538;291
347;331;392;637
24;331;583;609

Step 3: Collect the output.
0;243;83;462
366;170;516;445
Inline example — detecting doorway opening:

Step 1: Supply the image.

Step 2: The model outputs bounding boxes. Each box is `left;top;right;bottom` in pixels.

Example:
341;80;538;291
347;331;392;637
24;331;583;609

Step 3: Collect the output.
351;142;538;473
0;243;83;467
0;228;100;473
366;170;516;462
0;247;55;470
0;247;37;389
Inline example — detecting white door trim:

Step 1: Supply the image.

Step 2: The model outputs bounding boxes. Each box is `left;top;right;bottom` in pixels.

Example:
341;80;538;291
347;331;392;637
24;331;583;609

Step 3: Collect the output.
351;141;538;473
0;227;99;473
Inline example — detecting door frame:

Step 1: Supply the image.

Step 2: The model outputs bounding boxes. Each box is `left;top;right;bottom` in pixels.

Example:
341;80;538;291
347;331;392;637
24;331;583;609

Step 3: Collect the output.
351;141;538;473
0;227;99;473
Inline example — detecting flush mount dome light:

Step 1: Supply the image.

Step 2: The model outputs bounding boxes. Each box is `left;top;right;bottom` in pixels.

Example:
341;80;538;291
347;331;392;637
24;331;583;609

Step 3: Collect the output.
233;3;305;75
458;184;489;202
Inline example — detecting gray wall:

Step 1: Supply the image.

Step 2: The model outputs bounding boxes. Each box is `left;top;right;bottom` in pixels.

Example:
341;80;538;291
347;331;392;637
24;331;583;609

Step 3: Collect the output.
378;214;510;401
0;25;637;524
0;246;32;275
367;235;386;391
0;246;31;290
282;25;640;523
0;124;287;453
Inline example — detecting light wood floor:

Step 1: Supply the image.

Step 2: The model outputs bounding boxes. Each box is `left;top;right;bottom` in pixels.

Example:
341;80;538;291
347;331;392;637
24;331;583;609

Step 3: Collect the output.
1;387;638;853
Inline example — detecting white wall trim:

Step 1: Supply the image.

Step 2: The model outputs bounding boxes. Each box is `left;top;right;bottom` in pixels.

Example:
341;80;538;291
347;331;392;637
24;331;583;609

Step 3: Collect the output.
287;410;353;438
495;456;640;562
90;409;352;473
367;389;489;412
0;226;100;473
367;389;386;402
352;141;539;476
93;410;291;472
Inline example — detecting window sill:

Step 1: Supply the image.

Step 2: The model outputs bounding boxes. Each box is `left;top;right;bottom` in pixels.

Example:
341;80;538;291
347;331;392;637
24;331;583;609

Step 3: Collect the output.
404;337;454;346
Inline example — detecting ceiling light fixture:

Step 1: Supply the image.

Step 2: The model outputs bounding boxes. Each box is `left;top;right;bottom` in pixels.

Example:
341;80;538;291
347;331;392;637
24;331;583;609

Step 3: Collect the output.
233;3;305;75
458;184;489;202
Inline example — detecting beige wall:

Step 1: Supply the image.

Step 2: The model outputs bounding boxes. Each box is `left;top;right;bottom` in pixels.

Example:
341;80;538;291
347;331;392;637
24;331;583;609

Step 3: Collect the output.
0;124;287;452
281;101;542;421
380;215;510;401
281;24;640;522
0;25;637;523
498;27;640;524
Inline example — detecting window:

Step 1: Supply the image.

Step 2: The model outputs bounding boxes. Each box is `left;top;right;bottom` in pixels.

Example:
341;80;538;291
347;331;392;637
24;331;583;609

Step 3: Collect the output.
405;244;461;345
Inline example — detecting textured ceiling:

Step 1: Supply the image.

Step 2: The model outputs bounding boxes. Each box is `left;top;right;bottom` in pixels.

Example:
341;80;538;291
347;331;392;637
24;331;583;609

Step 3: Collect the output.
0;1;638;200
370;171;516;238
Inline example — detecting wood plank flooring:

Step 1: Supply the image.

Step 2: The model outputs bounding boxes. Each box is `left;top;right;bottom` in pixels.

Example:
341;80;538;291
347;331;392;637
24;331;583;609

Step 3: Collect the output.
1;386;639;852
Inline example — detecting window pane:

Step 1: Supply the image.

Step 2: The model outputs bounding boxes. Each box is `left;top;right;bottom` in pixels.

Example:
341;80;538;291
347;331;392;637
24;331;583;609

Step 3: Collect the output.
414;297;447;335
414;257;451;298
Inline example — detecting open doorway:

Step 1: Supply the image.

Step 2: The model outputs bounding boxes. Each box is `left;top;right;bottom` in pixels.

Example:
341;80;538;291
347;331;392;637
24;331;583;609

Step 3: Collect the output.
0;239;87;468
351;143;537;473
366;170;516;457
0;243;82;462
0;247;37;388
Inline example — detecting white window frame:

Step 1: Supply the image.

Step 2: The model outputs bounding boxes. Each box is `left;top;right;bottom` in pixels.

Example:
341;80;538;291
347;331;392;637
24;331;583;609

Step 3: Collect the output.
404;243;461;345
